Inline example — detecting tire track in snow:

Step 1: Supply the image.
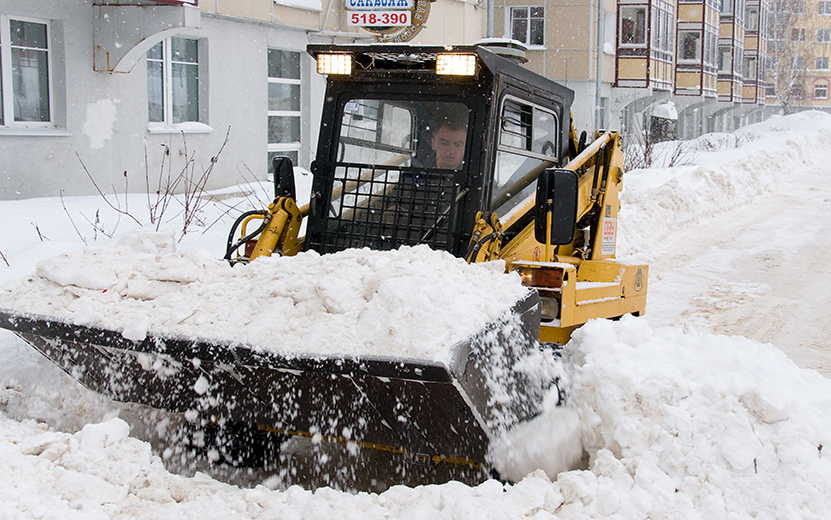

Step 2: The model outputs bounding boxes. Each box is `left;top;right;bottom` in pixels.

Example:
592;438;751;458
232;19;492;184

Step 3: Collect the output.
641;164;831;376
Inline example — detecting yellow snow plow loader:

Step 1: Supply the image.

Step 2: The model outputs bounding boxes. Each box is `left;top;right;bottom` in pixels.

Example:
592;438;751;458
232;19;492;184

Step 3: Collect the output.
0;42;647;486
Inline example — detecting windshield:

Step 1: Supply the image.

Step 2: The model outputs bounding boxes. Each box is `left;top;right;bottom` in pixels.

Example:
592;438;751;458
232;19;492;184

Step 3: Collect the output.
313;98;472;254
336;99;470;170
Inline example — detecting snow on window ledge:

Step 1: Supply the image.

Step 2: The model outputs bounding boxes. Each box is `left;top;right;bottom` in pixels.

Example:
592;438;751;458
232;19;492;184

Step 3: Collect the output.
147;122;214;134
0;127;71;137
274;0;322;11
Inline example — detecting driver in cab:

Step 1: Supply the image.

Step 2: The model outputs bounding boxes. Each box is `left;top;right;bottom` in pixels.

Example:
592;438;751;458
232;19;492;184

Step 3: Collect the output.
431;119;467;170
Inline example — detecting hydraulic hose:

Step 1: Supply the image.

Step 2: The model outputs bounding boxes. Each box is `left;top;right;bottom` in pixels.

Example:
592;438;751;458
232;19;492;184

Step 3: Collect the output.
224;210;271;262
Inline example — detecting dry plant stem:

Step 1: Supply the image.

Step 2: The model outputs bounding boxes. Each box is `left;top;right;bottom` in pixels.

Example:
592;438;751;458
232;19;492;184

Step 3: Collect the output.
32;223;46;242
176;127;231;239
238;162;272;208
60;190;88;246
0;249;9;267
73;128;230;243
80;209;113;241
666;140;696;168
146;142;177;230
202;198;250;235
76;152;142;227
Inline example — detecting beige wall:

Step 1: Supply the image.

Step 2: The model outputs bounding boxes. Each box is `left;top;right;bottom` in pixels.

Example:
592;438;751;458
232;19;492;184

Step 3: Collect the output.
209;0;271;21
203;0;486;45
494;0;610;82
678;4;703;23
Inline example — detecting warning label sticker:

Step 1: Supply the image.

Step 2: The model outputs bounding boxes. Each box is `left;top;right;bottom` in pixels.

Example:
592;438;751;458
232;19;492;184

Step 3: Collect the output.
602;217;616;255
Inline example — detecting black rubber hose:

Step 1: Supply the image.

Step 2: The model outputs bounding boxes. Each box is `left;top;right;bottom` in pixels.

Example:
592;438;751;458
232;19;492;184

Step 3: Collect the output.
465;232;499;263
224;210;271;261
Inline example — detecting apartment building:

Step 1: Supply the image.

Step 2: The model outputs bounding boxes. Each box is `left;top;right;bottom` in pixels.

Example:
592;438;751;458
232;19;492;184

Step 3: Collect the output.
494;0;773;141
766;0;831;111
0;0;486;199
743;0;769;105
492;0;618;136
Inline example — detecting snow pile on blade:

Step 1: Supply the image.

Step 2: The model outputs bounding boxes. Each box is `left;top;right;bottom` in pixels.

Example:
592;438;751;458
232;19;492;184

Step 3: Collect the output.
0;230;529;364
4;316;831;518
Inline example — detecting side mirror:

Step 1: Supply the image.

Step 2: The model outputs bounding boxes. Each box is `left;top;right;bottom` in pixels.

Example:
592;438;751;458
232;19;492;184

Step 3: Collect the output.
534;168;578;245
272;156;296;200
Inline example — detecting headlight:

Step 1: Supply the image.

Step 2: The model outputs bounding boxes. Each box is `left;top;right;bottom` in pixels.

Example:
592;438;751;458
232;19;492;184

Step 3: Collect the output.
436;54;477;76
317;54;352;75
540;296;560;321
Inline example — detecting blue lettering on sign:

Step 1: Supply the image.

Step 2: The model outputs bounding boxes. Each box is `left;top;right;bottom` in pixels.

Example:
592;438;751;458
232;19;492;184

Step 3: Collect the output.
347;0;412;9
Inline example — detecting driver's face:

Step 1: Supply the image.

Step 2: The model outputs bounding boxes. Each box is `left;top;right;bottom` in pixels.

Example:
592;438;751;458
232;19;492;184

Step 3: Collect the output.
431;126;467;169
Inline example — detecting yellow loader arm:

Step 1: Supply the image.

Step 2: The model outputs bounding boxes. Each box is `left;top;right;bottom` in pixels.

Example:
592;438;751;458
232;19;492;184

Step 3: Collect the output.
468;130;648;344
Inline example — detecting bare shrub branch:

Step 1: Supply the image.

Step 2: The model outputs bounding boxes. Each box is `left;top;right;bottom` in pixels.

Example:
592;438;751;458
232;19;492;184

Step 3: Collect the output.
69;127;231;243
60;191;88;246
75;152;142;227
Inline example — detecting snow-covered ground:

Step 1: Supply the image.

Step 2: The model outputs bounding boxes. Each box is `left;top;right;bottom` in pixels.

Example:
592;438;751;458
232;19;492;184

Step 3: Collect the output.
2;112;831;518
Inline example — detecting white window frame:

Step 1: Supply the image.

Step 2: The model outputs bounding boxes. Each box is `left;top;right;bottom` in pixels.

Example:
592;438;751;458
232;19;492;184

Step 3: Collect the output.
510;6;545;47
814;83;829;98
746;5;759;31
817;56;830;69
267;48;302;171
720;0;733;14
718;46;732;73
678;30;703;63
619;6;648;48
0;14;53;128
818;28;831;42
147;36;208;133
821;1;831;14
743;55;756;79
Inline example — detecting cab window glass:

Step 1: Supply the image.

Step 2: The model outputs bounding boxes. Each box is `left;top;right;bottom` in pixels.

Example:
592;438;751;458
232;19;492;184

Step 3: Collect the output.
329;99;471;221
492;98;559;219
335;99;470;170
338;99;416;165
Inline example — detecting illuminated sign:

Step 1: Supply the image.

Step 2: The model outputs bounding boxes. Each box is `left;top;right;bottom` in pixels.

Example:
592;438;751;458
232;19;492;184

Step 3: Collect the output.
348;11;410;26
346;0;412;8
346;0;431;42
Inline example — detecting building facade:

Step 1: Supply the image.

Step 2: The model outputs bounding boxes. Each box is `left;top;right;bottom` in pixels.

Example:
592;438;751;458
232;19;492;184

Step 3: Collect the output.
0;0;487;199
766;0;831;112
493;0;774;143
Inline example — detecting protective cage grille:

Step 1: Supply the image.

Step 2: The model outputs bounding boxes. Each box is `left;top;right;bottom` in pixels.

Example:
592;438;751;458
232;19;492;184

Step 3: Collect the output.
311;162;466;254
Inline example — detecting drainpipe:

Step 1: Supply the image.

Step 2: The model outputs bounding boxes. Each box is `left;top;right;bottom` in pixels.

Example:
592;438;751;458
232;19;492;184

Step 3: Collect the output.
594;0;604;132
487;0;494;38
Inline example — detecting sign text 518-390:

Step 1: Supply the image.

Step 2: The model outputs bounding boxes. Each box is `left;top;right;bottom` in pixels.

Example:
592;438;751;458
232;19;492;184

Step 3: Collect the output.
347;11;410;26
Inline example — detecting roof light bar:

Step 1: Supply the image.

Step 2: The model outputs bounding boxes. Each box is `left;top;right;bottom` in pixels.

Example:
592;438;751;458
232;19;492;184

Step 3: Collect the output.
317;53;352;75
436;54;477;76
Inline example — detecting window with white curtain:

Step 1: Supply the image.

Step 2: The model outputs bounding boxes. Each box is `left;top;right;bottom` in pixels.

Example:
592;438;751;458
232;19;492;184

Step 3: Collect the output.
267;49;302;173
0;15;51;126
147;37;199;124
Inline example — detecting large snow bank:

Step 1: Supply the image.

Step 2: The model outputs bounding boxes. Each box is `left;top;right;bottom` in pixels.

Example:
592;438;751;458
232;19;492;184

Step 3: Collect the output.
565;316;831;518
619;111;831;259
0;230;529;364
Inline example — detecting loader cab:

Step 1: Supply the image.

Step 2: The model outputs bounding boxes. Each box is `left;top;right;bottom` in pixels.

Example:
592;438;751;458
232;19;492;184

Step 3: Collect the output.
304;44;574;258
